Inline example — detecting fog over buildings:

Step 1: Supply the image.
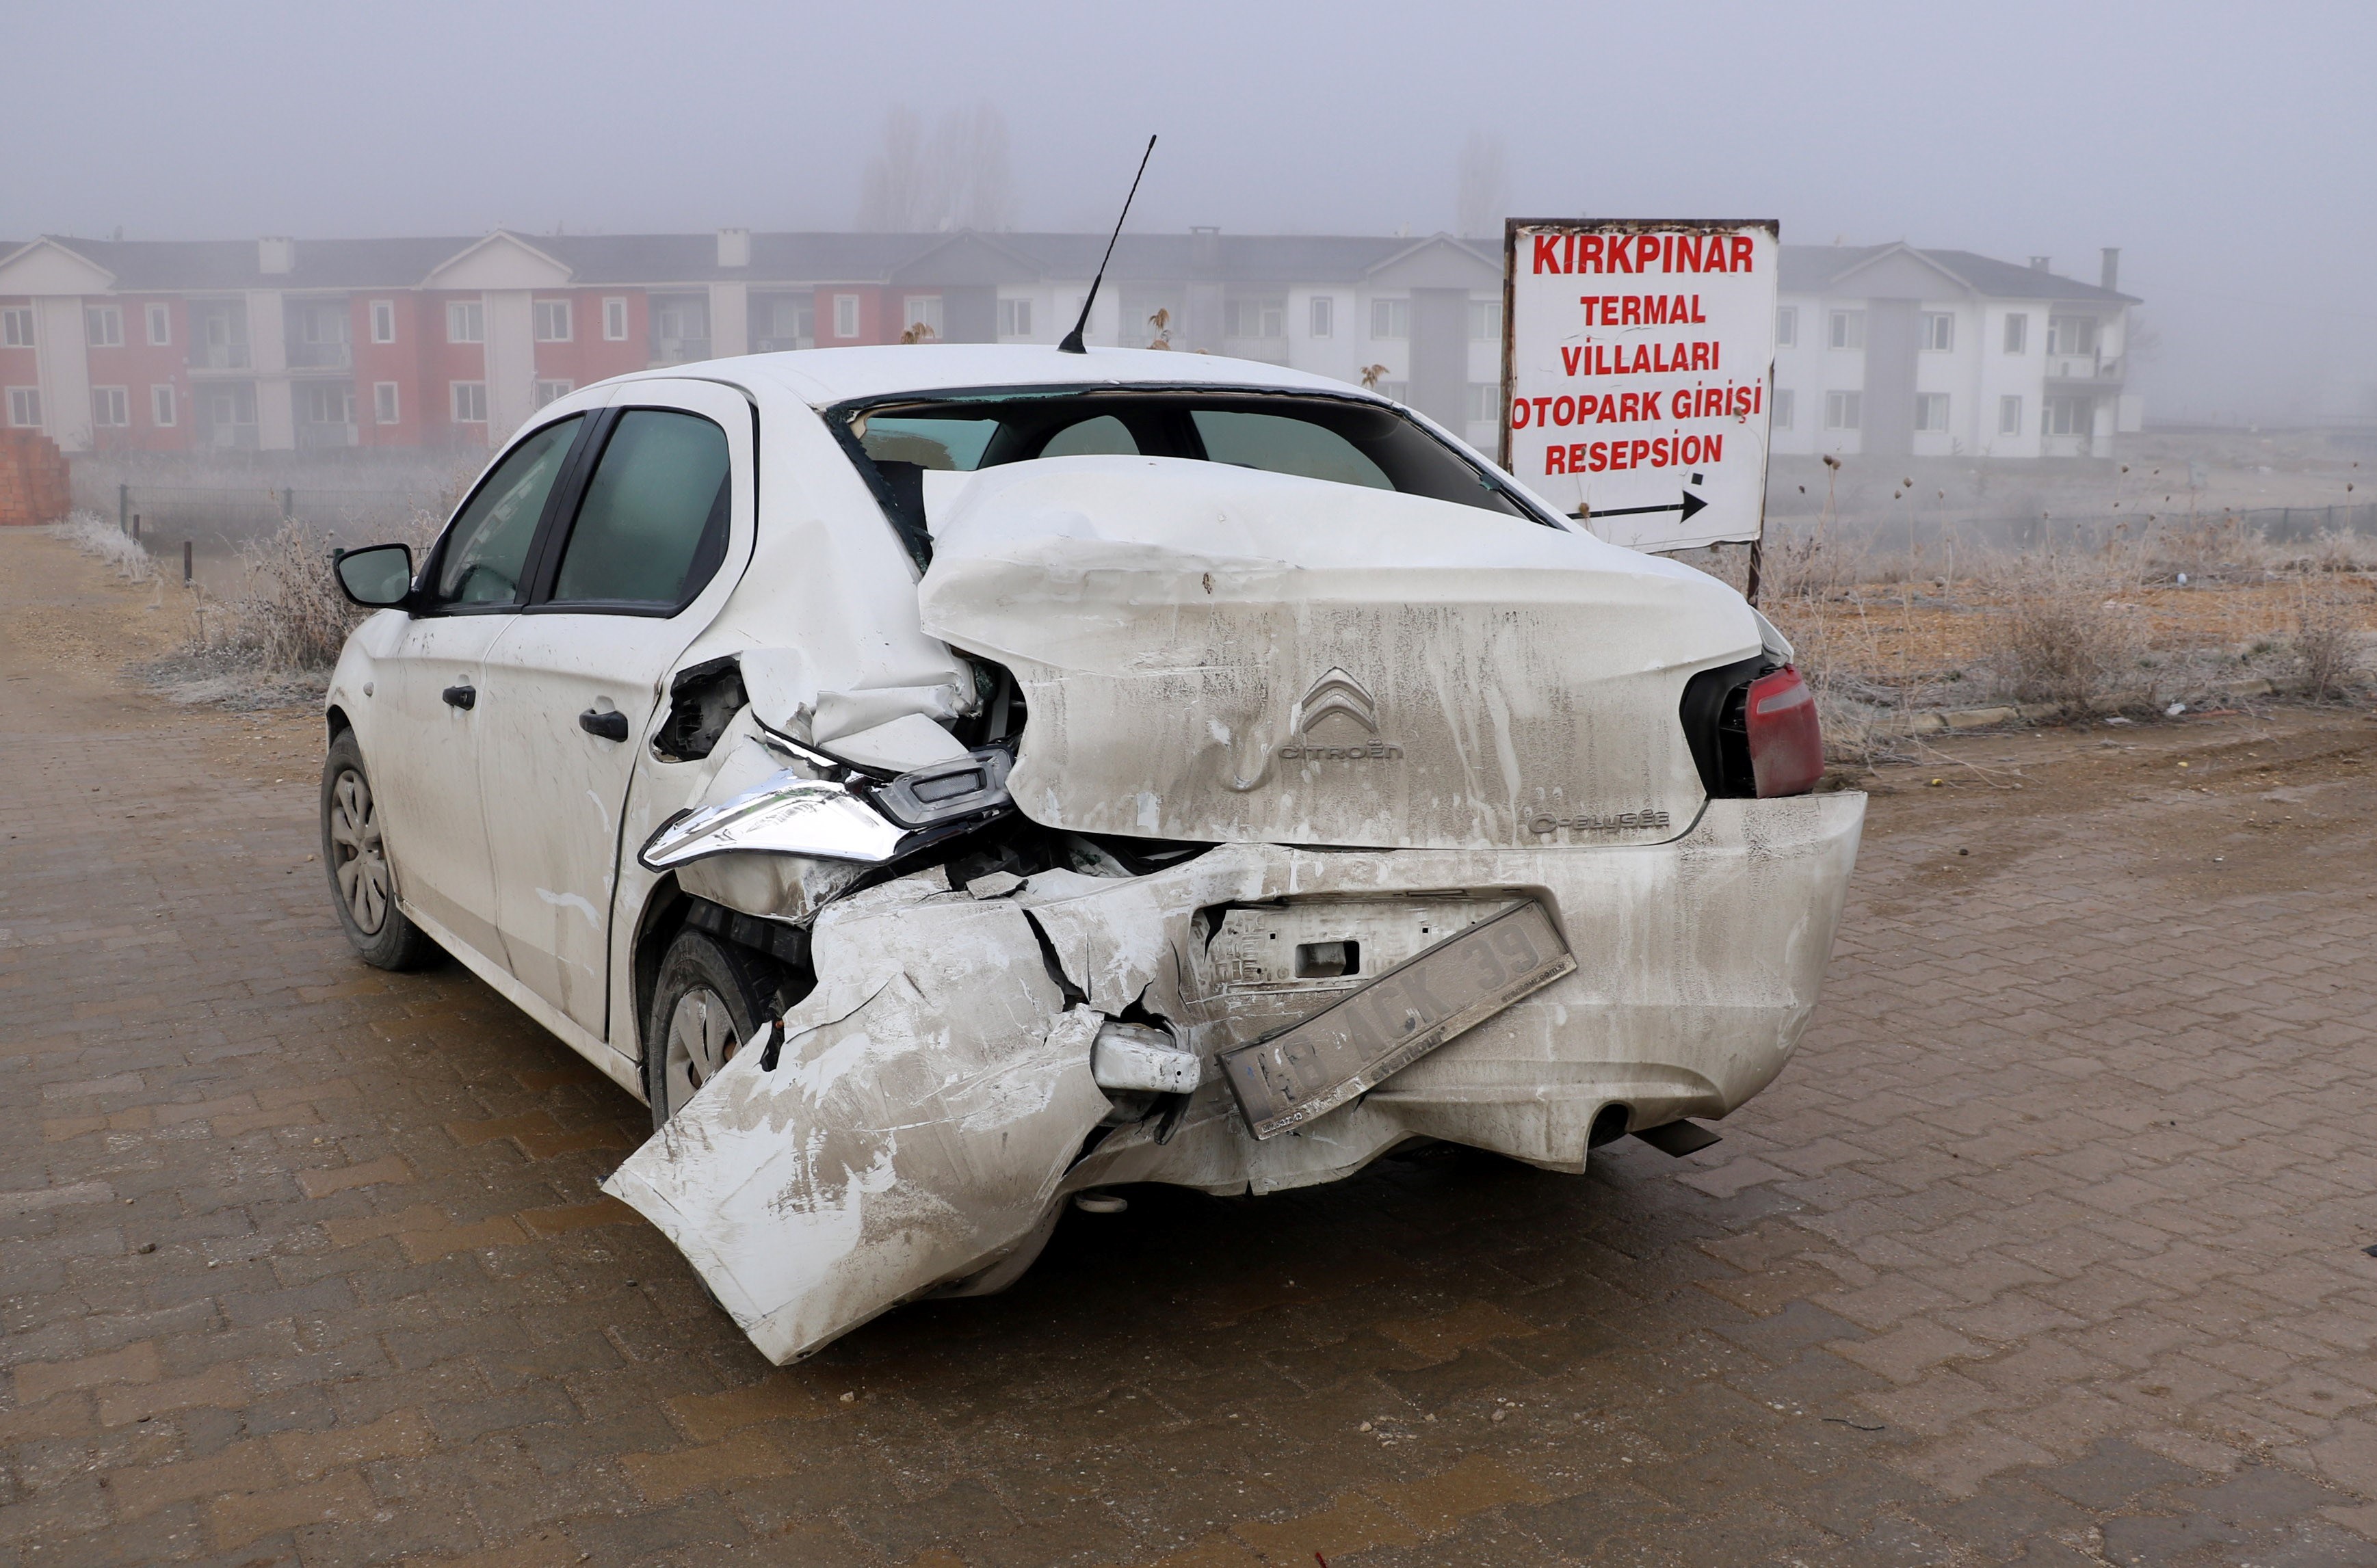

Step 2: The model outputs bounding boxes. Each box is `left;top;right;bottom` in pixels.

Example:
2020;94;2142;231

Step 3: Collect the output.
3;0;2372;426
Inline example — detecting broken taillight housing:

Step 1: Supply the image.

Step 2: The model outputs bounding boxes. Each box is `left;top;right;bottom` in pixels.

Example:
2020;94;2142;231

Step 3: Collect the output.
1744;665;1824;797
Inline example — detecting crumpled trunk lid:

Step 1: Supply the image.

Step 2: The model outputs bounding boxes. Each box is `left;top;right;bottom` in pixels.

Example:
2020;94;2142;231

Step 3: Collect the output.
918;456;1760;851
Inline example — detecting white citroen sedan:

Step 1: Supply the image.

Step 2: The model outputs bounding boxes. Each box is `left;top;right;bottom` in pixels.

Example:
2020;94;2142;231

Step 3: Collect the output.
324;345;1861;1364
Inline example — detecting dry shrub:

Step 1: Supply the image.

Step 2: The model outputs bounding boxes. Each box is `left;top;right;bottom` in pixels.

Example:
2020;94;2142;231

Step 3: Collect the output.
196;521;365;672
1991;564;2139;710
48;511;157;582
2296;584;2365;701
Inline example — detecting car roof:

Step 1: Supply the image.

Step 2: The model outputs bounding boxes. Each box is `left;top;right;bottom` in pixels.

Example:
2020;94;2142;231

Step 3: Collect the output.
614;344;1393;409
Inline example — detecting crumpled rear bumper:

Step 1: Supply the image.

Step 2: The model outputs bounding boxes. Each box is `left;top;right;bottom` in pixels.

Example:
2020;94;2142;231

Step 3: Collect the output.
604;791;1862;1364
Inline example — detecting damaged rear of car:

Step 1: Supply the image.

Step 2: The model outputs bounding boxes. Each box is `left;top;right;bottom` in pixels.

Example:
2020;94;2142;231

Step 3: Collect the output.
581;351;1860;1365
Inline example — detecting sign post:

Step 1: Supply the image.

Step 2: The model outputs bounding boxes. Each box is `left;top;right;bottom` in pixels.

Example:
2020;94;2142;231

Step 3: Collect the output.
1501;220;1779;570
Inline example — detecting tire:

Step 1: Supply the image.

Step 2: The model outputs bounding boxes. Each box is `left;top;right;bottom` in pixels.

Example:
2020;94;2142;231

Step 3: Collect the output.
321;730;437;972
643;929;774;1128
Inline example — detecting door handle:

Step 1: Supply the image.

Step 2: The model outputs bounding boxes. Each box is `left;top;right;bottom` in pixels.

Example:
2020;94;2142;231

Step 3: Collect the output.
442;684;476;710
579;708;630;743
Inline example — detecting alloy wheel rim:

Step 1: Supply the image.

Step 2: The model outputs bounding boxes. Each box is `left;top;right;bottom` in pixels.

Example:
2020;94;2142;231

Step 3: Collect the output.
328;768;391;935
666;985;739;1113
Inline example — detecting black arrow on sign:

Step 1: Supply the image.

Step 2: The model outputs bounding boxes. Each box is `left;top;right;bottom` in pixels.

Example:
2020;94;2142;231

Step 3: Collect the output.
1571;490;1707;524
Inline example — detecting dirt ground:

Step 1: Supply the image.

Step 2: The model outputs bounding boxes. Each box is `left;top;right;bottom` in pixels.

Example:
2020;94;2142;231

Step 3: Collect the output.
5;527;2377;1567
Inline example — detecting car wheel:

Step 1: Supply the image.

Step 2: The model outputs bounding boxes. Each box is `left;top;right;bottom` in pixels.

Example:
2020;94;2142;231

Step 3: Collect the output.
644;929;772;1127
321;730;437;971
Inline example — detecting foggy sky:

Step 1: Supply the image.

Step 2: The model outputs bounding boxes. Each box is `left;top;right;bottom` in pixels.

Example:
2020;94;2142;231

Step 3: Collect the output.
5;0;2371;425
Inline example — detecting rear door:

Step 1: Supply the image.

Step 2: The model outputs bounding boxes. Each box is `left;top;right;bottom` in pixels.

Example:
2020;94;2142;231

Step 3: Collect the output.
475;382;756;1039
369;412;590;961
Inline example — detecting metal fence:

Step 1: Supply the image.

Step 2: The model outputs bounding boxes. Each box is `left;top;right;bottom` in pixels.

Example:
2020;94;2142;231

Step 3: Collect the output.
89;482;437;551
1764;499;2377;552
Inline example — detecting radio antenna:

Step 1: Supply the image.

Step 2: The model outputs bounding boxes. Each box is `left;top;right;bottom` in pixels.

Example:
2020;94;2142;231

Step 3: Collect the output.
1058;135;1157;354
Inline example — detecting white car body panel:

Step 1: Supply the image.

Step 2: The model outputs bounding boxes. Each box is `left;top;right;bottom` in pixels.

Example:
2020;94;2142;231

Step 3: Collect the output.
321;345;1863;1368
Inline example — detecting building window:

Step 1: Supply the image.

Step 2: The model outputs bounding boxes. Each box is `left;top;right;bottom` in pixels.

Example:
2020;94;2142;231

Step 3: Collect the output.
2043;395;2091;437
534;300;572;343
1772;388;1795;430
1465;382;1499;422
1914;393;1950;432
1378;380;1410;403
1468;299;1502;342
447;301;485;344
1824;390;1861;430
300;384;354;425
6;388;40;427
900;296;943;338
145;303;171;346
1827;310;1864;350
1921;313;1954;351
91;387;129;427
603;297;629;341
1224;297;1286;338
1997;395;2023;436
86;306;122;348
451;381;488;423
1309;296;1334;338
995;297;1033;338
2002;313;2027;354
1775;306;1797;347
534;379;573;409
1;308;31;347
2047;315;2098;355
1370;298;1410;339
150;385;176;426
374;382;400;425
833;294;861;338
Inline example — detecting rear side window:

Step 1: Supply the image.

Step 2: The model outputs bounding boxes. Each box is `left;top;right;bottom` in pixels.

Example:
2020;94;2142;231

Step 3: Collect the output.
548;410;731;609
430;415;582;607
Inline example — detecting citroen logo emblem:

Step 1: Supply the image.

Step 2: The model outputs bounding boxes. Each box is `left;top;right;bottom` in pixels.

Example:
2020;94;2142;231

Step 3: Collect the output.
1290;667;1379;736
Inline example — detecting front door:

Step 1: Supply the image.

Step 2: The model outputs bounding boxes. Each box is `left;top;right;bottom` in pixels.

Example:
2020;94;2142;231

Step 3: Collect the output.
369;412;588;962
477;383;754;1039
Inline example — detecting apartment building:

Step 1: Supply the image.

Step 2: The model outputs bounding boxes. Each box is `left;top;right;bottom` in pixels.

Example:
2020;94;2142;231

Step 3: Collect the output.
1772;243;2139;461
0;226;2133;462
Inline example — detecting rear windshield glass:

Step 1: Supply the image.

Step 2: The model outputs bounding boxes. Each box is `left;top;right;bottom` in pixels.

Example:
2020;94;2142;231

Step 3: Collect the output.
836;386;1553;555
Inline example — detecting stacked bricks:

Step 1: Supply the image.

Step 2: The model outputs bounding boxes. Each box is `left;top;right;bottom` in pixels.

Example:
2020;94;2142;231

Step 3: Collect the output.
0;429;71;525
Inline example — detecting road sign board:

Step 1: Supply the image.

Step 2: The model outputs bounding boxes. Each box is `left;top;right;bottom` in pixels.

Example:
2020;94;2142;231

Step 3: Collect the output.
1501;220;1779;553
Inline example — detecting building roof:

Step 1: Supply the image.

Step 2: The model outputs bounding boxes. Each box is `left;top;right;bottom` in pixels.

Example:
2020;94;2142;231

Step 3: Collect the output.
3;230;2137;304
1778;241;2138;304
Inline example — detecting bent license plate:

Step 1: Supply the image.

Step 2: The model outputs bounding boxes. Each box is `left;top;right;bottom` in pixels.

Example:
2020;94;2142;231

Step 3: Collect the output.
1218;901;1575;1139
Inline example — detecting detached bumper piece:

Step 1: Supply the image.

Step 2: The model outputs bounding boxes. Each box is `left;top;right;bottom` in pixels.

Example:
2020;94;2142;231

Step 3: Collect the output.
1218;901;1575;1139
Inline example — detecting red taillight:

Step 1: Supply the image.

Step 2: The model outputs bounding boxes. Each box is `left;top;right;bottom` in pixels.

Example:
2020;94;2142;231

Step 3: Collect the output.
1745;665;1824;797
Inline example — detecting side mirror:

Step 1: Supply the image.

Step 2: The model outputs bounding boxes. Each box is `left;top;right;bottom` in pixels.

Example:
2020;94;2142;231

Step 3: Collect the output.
334;543;415;609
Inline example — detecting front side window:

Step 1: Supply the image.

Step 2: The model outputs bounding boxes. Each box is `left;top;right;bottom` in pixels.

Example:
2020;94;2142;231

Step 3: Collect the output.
6;388;41;428
151;385;176;426
603;297;629;341
2002;313;2027;354
534;300;571;342
1467;299;1501;343
1309;296;1334;338
1;308;32;347
534;379;572;408
1775;306;1797;347
2047;315;2098;355
1921;312;1954;351
548;410;730;609
86;306;122;348
92;387;129;427
1224;297;1286;338
447;301;485;344
997;298;1032;338
834;295;860;338
1914;393;1950;432
1824;390;1861;429
146;303;171;345
451;382;487;423
1371;298;1410;339
375;382;399;424
1999;395;2023;435
1772;388;1795;429
429;416;582;607
371;300;396;343
901;296;943;338
1828;310;1864;350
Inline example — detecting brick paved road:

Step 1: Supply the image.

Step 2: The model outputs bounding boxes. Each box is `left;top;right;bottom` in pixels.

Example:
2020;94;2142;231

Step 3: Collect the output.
5;532;2377;1567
